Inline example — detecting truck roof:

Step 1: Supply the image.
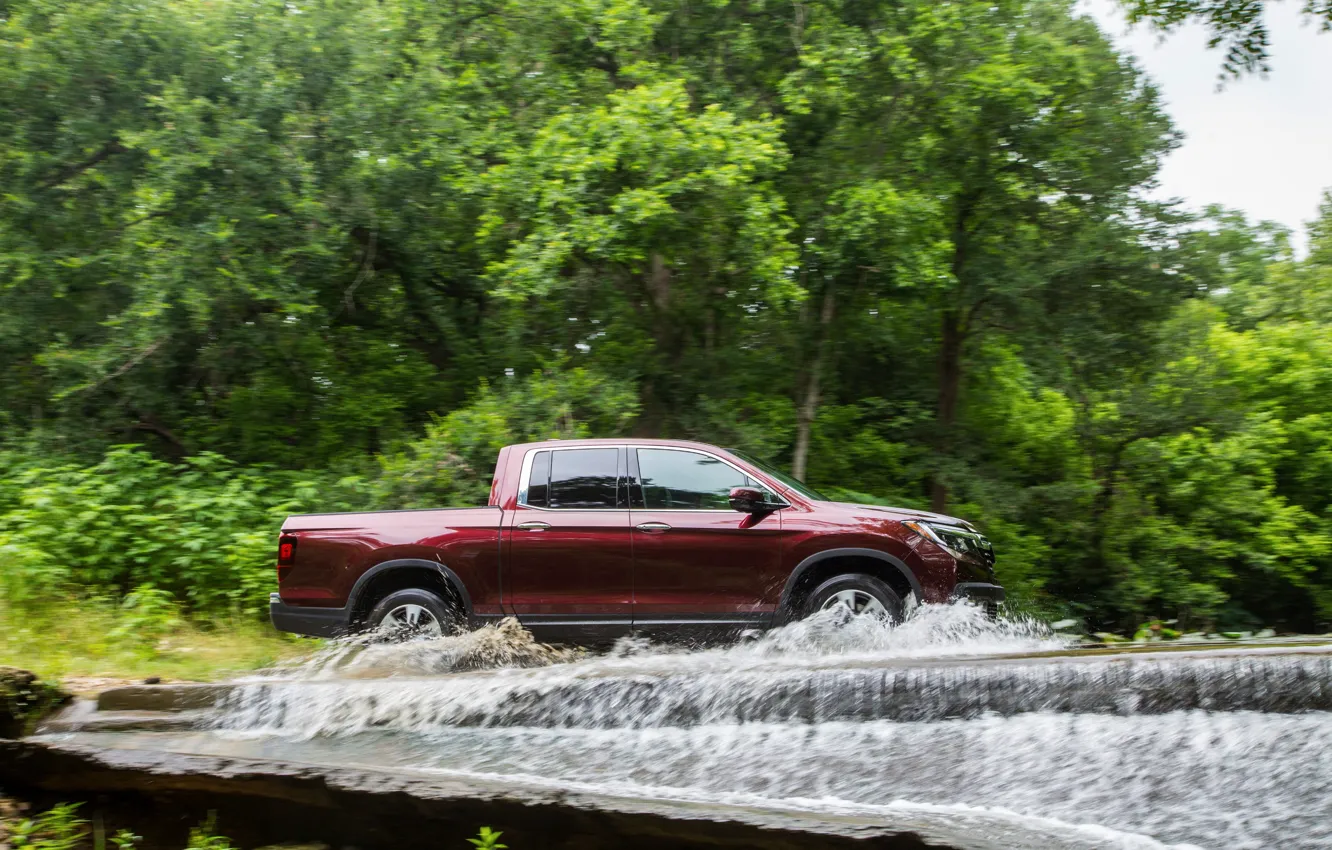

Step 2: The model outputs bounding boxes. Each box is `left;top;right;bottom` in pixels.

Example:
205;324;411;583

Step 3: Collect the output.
505;437;735;453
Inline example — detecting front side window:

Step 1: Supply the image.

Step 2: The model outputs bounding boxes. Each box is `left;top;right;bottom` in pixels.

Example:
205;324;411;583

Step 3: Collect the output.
637;448;758;510
543;447;620;509
727;448;829;502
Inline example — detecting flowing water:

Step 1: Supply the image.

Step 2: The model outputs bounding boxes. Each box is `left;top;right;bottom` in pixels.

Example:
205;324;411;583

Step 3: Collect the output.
70;604;1332;848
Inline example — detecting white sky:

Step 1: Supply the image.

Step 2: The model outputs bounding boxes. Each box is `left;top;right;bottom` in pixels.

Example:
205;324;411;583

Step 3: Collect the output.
1082;0;1332;254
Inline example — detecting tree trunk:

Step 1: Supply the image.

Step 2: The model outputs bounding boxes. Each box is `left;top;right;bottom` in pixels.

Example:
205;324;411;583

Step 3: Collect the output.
793;285;836;482
931;308;963;513
646;253;671;310
635;254;677;433
643;252;679;361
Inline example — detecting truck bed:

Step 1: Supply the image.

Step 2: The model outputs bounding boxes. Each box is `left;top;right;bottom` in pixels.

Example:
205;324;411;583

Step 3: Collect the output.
281;505;501;532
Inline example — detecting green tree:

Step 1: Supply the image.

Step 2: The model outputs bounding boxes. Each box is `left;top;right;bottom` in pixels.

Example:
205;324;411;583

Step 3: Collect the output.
4;0;1331;630
1120;0;1332;75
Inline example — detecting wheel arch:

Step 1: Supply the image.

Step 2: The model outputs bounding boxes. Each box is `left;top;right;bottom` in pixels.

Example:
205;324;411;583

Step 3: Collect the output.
348;559;472;627
778;548;922;622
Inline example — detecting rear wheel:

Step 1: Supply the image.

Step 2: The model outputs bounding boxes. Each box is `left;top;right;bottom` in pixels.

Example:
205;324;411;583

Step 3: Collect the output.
806;574;904;624
366;588;457;639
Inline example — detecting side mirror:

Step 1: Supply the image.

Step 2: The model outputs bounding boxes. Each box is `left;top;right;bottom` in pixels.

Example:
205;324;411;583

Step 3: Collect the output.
729;486;768;514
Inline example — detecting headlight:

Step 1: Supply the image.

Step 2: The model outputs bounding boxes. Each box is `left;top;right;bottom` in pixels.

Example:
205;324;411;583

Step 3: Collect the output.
903;520;994;564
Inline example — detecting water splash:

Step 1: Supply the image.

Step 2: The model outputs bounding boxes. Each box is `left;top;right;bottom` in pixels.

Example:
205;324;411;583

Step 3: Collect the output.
614;599;1070;667
283;617;584;680
217;602;1077;737
269;601;1068;684
545;602;1069;683
716;598;1066;661
216;645;1332;736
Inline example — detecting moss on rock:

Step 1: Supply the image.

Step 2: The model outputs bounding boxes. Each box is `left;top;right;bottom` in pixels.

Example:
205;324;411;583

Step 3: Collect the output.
0;667;71;738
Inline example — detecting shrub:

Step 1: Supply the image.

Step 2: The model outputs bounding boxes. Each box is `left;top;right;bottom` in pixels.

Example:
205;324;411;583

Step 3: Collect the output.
8;803;85;850
0;370;635;615
0;448;349;613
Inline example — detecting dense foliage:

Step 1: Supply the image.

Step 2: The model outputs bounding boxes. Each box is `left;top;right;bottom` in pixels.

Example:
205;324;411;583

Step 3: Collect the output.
1;0;1329;631
0;448;322;611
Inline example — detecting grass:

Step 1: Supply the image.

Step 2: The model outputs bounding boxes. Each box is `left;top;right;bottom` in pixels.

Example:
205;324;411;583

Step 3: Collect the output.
0;597;316;686
0;798;508;850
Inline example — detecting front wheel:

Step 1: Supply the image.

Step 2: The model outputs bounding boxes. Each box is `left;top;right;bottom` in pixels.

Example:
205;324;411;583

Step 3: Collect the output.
806;574;904;624
365;588;457;639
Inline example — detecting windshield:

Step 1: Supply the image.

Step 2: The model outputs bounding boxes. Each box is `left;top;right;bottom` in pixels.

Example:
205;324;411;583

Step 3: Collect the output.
726;449;830;502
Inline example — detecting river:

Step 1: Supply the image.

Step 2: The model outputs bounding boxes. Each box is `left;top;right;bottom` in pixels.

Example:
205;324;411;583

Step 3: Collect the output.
43;604;1332;848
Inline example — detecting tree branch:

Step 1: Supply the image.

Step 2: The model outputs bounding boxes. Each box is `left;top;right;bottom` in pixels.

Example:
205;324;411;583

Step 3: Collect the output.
339;229;377;316
40;140;126;189
130;414;186;453
113;210;170;236
961;294;992;339
68;338;168;397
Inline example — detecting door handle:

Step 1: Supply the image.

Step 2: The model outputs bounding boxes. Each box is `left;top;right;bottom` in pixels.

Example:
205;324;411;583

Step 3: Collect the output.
636;522;671;533
517;521;551;532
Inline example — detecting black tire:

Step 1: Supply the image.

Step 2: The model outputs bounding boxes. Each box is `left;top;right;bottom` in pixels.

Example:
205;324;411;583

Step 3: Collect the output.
805;573;904;623
365;588;458;639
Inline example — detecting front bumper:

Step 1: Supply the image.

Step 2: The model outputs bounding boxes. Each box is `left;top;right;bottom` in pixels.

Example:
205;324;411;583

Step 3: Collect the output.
952;582;1006;616
269;593;351;638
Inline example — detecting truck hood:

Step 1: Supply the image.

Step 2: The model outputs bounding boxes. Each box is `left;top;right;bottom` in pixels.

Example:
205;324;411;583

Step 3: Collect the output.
827;501;976;530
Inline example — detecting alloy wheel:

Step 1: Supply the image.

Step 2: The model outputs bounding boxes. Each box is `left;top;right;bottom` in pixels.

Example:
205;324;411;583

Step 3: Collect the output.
820;589;890;620
382;603;444;637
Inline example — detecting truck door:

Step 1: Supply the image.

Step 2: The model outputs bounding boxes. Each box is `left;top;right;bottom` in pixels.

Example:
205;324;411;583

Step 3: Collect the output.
504;446;633;642
628;446;784;640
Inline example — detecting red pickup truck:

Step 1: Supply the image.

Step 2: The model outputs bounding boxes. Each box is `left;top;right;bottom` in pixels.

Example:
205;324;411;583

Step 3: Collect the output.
269;439;1003;642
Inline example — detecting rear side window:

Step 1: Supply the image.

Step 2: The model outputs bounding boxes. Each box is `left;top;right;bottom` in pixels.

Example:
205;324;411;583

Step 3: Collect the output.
526;450;552;507
637;448;756;510
549;448;620;509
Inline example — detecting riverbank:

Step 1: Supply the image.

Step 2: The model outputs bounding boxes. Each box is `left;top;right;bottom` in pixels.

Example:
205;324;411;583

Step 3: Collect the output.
0;600;312;687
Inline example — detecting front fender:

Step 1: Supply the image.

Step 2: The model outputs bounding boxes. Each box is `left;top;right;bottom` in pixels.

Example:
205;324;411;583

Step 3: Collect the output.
778;547;924;612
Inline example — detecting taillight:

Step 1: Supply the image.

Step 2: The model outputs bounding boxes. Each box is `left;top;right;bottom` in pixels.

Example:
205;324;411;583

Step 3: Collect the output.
277;534;298;566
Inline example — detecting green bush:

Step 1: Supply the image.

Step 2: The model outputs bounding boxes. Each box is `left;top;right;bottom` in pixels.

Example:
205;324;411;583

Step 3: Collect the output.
0;448;346;613
0;370;636;615
9;803;85;850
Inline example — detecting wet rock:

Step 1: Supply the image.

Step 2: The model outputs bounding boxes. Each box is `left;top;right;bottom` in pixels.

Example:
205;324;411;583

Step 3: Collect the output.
0;668;70;739
59;677;160;698
98;684;229;713
0;738;957;850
